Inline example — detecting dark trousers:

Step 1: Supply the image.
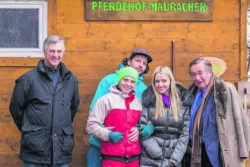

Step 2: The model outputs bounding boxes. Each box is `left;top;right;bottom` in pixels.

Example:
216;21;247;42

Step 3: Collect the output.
23;161;68;167
181;154;191;167
181;144;213;167
201;143;213;167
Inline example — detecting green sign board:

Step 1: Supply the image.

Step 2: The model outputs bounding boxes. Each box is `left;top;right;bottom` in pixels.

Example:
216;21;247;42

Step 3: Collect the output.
85;0;213;21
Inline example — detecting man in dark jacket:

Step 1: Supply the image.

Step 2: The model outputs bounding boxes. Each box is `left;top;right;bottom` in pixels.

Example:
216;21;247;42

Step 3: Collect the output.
9;35;80;167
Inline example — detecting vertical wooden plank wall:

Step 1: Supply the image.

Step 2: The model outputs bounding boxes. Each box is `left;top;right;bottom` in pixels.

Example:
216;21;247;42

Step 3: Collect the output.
0;0;246;166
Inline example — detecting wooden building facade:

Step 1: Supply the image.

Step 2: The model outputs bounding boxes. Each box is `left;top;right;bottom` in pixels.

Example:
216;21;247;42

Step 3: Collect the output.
0;0;248;166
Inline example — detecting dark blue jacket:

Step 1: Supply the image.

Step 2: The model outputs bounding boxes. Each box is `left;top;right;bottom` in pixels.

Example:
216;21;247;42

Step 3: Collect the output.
202;90;222;167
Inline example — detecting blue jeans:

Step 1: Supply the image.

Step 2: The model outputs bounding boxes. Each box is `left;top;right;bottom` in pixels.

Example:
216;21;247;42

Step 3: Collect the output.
86;146;101;167
23;161;68;167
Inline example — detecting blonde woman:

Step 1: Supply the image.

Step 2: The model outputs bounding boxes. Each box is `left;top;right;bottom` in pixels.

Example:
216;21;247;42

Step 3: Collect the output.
139;66;193;167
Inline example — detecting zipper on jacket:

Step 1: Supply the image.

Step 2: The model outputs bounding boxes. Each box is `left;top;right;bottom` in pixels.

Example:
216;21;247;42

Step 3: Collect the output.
51;92;56;164
50;76;56;165
42;75;55;164
125;109;128;159
51;78;63;164
161;108;170;167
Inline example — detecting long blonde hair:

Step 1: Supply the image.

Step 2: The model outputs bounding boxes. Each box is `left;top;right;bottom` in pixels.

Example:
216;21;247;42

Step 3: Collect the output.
152;66;180;120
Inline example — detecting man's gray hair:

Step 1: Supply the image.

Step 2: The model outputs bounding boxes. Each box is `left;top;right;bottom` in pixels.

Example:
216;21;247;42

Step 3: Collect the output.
43;35;65;51
189;58;213;74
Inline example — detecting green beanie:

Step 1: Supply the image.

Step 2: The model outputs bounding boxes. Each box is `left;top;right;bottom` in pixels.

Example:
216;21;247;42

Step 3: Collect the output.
117;67;139;84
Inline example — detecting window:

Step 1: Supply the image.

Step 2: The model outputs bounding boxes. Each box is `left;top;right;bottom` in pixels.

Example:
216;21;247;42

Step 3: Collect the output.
0;1;48;57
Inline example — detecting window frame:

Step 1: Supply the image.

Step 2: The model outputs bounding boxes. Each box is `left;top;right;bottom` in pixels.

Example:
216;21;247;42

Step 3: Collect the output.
0;1;48;57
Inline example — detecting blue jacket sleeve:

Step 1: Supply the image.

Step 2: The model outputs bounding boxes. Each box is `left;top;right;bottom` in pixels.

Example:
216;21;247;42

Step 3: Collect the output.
135;81;147;99
89;74;115;113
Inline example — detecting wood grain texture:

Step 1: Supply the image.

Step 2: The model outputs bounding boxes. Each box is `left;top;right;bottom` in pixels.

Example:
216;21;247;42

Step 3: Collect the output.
0;0;247;166
65;38;239;53
56;22;239;38
0;153;21;166
48;0;57;34
240;0;248;80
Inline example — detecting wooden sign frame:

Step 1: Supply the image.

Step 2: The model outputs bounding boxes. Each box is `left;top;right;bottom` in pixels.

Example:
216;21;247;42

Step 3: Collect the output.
85;0;213;21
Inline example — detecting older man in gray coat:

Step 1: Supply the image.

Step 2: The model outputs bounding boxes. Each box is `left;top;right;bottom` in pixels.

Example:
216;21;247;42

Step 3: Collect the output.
187;58;250;167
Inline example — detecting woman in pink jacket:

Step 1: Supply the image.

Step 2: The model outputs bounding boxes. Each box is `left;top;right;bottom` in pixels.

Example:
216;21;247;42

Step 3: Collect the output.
86;67;142;167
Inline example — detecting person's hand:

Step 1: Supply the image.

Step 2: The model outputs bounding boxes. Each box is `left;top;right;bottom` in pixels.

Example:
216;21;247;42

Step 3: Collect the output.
168;161;175;167
128;127;139;142
108;132;123;143
139;124;154;140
